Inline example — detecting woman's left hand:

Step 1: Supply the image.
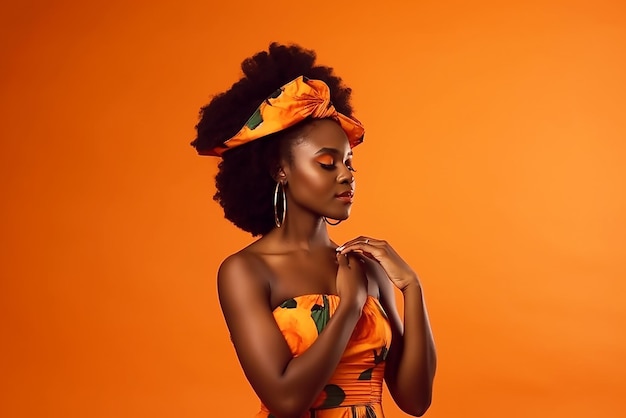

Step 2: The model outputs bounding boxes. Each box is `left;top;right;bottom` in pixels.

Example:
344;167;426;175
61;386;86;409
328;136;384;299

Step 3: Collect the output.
337;236;419;291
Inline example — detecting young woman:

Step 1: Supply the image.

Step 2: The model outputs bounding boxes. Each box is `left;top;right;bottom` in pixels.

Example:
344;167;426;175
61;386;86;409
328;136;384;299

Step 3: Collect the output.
191;43;436;418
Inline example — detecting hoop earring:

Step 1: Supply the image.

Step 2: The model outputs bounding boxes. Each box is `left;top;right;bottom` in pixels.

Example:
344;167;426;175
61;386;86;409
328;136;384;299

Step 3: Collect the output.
324;217;342;226
274;182;286;228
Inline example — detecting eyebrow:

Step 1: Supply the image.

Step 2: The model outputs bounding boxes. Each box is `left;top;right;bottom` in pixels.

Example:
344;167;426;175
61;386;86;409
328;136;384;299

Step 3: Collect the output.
314;147;353;157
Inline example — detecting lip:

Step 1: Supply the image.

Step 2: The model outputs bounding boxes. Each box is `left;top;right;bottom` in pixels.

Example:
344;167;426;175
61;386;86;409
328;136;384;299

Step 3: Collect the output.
335;190;354;203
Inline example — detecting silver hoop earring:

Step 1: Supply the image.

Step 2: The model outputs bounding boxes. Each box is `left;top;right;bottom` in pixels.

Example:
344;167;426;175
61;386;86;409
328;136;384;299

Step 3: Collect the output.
324;217;342;226
274;182;286;228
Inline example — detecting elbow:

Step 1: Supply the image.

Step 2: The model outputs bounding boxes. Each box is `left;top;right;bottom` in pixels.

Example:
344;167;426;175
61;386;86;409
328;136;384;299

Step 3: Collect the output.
264;396;312;418
270;410;306;418
263;406;300;418
268;409;309;418
402;402;431;417
268;412;303;418
399;393;432;417
405;402;431;417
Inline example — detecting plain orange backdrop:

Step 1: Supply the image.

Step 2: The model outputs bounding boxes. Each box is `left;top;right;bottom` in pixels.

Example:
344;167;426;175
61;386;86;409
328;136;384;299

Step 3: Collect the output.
1;1;625;417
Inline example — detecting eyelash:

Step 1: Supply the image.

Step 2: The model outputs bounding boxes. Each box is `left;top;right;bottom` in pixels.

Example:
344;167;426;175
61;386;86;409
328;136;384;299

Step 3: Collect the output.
319;163;357;172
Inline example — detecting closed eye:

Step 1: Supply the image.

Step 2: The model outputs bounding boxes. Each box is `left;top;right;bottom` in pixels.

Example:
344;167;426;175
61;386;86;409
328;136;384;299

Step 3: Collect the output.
315;151;356;172
319;162;357;172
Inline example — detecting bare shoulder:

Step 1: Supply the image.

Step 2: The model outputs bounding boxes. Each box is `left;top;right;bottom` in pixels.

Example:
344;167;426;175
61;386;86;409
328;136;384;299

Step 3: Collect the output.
217;249;271;310
218;250;263;282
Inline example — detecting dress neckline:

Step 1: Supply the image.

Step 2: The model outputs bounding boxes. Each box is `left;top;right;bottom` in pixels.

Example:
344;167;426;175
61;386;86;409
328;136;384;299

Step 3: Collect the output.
272;294;379;312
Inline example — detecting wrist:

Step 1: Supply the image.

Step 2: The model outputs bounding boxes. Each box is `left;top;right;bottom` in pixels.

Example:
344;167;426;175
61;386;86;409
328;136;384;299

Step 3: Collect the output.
399;275;421;293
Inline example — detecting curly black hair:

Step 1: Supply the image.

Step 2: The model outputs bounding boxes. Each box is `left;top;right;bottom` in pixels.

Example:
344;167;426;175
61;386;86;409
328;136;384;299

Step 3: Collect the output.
191;42;356;236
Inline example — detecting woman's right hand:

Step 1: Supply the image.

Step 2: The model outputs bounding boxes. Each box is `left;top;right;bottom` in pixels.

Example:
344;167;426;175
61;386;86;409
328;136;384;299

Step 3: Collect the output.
335;252;368;312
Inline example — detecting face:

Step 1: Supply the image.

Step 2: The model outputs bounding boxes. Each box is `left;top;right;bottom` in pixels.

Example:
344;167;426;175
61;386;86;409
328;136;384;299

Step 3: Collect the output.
279;119;357;221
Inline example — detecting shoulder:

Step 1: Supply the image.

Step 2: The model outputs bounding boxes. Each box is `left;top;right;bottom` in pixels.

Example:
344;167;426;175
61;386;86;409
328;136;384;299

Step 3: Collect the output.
217;249;271;307
217;250;258;279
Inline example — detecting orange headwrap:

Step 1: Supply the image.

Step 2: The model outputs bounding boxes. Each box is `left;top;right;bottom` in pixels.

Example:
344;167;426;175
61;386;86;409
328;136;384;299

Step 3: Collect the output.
200;76;365;156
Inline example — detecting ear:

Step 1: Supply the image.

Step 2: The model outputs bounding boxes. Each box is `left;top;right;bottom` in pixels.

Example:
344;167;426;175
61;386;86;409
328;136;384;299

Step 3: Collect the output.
272;165;288;184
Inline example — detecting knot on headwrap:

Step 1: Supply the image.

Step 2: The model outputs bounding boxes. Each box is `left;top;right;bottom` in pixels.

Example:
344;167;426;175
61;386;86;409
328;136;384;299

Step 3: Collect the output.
303;88;333;118
199;75;365;157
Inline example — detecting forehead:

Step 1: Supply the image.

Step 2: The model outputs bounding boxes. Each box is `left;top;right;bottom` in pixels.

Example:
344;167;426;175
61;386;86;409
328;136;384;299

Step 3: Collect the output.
291;119;352;156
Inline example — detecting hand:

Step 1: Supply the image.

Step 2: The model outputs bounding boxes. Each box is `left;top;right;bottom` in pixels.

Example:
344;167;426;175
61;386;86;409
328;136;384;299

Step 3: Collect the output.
337;236;419;292
335;252;368;311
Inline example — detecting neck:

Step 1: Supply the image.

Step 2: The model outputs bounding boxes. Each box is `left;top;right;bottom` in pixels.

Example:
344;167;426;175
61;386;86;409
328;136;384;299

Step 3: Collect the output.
268;202;333;251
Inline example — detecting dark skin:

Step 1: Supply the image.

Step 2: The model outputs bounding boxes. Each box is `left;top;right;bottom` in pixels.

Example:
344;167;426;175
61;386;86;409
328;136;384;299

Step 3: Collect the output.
218;119;437;418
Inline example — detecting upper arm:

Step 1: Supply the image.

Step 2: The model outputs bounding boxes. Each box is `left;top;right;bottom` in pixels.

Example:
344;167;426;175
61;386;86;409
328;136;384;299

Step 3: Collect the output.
217;253;295;408
361;257;403;338
363;258;433;416
361;257;404;385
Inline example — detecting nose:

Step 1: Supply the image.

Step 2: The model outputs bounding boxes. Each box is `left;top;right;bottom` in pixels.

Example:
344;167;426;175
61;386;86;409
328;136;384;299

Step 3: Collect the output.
337;164;354;184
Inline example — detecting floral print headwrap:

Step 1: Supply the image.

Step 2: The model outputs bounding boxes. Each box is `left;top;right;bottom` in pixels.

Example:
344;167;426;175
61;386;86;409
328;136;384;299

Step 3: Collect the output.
199;76;365;157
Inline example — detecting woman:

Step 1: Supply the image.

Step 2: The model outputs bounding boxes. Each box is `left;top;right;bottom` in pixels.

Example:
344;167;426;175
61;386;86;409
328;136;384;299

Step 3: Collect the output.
191;43;436;418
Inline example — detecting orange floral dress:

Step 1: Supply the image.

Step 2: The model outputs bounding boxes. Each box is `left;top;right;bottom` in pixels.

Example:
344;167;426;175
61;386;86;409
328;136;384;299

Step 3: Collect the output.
255;294;392;418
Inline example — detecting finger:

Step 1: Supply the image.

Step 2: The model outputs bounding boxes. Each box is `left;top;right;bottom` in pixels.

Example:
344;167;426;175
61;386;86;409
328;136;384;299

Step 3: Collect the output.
346;252;363;265
336;236;379;252
340;241;378;254
341;247;384;264
336;251;350;267
335;235;367;250
346;251;367;262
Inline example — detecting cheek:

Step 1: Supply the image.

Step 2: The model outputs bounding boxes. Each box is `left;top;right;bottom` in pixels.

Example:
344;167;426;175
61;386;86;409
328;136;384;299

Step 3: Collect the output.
290;166;334;199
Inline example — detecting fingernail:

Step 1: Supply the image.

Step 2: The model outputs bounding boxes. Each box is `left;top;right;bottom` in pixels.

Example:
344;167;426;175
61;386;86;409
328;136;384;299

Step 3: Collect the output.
336;246;344;252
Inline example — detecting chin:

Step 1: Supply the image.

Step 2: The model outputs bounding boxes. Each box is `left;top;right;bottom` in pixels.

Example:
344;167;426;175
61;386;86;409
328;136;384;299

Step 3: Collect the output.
323;202;353;222
328;211;351;221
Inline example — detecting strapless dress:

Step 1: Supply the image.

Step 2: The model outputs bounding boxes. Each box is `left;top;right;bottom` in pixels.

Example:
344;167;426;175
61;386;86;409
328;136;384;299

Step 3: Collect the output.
254;294;392;418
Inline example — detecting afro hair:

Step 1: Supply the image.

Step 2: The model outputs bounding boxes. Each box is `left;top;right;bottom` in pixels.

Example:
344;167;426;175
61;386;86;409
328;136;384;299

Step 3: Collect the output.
191;42;356;236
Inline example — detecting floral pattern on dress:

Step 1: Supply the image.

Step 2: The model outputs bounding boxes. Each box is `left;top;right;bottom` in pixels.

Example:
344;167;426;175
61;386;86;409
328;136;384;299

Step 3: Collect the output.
258;294;392;418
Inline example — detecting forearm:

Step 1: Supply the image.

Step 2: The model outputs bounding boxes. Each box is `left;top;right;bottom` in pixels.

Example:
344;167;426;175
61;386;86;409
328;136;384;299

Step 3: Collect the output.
268;303;363;417
388;279;437;415
401;281;436;387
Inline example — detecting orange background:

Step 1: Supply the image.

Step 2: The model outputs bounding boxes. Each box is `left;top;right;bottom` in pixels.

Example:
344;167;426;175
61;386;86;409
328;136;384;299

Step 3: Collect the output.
1;1;625;417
